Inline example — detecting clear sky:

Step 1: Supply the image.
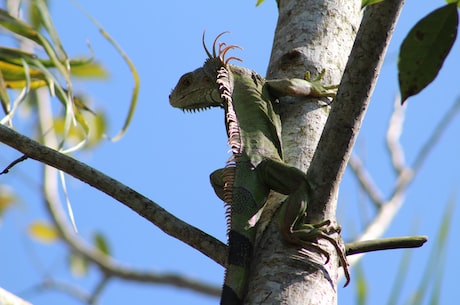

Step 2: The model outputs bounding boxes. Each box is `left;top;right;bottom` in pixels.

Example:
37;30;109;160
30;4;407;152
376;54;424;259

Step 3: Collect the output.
1;1;459;305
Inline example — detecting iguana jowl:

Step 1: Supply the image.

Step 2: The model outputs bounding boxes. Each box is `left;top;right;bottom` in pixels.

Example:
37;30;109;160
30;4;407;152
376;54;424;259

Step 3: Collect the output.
170;33;350;305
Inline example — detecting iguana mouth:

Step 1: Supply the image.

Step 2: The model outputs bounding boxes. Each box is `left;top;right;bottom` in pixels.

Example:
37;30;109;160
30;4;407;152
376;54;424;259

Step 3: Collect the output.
182;106;212;112
169;88;223;111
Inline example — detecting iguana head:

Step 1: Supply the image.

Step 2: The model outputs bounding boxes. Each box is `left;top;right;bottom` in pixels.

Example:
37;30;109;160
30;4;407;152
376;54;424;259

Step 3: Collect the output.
169;67;223;111
169;32;241;112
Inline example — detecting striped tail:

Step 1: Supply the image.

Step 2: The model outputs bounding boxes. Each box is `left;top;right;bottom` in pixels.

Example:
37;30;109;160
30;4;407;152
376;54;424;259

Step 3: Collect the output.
221;228;254;305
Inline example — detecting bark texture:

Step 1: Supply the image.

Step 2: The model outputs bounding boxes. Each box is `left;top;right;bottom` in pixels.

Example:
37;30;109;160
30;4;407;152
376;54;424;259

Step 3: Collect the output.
246;1;361;304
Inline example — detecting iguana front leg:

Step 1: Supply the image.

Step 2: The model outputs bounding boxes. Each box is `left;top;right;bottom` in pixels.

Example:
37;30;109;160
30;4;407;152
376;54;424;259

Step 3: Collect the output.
256;159;350;286
266;70;338;98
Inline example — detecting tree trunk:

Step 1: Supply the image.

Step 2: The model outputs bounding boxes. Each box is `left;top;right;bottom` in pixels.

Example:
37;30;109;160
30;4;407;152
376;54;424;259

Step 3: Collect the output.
246;1;361;304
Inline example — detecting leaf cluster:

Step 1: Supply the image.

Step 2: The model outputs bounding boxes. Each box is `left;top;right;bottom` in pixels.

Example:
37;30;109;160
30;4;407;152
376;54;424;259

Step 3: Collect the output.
0;1;109;151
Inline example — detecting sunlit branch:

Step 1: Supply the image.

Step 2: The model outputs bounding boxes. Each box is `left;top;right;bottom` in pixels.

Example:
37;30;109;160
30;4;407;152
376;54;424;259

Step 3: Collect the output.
348;154;385;208
386;96;407;175
345;235;427;256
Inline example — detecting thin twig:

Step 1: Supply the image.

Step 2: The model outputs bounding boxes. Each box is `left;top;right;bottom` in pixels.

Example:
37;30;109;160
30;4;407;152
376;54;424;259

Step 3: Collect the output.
390;97;460;199
386;96;407;175
0;154;28;174
348;154;385;208
412;97;460;173
0;287;32;305
345;235;427;256
42;278;92;303
88;276;110;304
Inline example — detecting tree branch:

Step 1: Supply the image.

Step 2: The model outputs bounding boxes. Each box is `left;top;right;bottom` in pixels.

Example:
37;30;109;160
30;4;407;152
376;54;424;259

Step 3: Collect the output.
307;0;406;217
412;97;460;173
0;287;32;305
0;124;227;268
348;154;385;208
42;162;221;298
386;96;407;175
345;235;427;256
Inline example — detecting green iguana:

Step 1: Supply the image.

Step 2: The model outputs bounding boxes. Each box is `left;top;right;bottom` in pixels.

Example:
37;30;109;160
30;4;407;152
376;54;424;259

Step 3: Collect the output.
170;33;350;305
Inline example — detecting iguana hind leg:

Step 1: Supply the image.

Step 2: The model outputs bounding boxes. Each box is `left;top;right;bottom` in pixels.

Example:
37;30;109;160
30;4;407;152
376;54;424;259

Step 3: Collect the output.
211;161;350;286
256;159;350;286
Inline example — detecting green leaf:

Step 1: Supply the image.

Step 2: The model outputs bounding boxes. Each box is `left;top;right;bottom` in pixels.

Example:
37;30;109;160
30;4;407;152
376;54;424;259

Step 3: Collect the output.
93;232;111;256
361;0;384;8
28;220;60;243
0;9;41;43
407;196;454;305
354;263;368;305
0;186;16;218
69;251;89;277
444;0;460;7
398;3;458;103
256;0;265;6
0;69;11;113
27;0;49;30
387;246;412;305
70;61;109;79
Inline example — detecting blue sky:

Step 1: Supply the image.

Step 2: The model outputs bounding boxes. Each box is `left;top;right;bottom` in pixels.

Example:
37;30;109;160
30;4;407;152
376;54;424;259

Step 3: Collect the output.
1;1;459;305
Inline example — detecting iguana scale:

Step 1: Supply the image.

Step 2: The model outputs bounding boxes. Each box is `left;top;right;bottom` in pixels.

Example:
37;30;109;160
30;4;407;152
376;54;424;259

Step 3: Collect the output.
170;33;350;305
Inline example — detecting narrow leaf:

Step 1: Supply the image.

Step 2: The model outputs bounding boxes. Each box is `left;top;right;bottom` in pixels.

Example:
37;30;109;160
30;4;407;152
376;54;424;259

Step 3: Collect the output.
398;3;458;103
354;263;368;305
28;221;59;243
444;0;459;6
93;232;110;256
0;9;41;43
71;0;139;142
70;61;109;79
408;196;454;305
387;247;412;305
362;0;384;8
0;186;16;218
69;252;89;277
0;69;11;113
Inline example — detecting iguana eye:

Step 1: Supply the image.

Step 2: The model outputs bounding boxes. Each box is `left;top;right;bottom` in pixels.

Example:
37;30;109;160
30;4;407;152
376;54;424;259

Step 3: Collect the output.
179;75;191;87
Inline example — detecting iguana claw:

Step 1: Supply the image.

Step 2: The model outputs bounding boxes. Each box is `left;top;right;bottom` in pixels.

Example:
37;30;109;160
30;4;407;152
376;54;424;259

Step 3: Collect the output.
304;69;338;98
288;220;351;287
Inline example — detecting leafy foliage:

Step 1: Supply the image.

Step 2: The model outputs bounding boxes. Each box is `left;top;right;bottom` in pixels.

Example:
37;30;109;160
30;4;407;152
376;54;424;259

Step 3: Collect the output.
0;0;132;285
0;0;139;150
398;3;458;103
0;3;106;151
